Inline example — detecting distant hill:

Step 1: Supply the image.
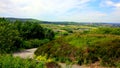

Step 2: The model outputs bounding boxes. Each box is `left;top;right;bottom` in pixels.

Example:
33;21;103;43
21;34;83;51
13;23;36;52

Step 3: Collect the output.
1;17;41;23
0;17;120;27
0;17;82;25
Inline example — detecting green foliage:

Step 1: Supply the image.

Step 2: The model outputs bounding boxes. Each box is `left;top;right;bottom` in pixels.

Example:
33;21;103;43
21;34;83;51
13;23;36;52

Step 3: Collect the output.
41;24;95;38
91;39;120;66
14;21;54;40
89;27;120;35
44;28;55;40
0;55;61;68
0;18;54;53
64;34;113;48
0;19;23;53
22;39;50;49
35;38;76;63
35;33;120;67
1;18;120;67
0;55;45;68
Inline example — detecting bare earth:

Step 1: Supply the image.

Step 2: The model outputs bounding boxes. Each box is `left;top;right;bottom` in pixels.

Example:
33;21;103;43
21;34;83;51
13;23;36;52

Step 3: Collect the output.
13;48;107;68
13;48;37;58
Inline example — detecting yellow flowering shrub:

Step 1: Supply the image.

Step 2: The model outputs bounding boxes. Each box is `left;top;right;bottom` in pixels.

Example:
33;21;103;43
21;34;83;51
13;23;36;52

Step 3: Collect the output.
35;55;54;63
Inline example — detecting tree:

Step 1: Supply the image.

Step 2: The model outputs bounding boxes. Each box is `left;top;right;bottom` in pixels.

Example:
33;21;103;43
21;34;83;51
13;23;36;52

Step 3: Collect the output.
0;21;22;53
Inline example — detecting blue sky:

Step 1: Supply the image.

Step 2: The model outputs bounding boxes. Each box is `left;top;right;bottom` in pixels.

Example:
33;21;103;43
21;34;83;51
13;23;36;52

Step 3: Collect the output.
0;0;120;23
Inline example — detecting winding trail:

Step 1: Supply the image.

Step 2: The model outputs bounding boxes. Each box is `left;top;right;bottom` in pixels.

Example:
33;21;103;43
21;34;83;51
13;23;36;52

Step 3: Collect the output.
13;48;37;58
13;48;105;68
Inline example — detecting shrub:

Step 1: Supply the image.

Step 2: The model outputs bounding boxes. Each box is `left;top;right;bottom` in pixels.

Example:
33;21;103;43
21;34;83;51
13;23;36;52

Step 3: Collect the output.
35;33;120;67
89;27;120;35
0;18;54;53
22;39;50;49
91;38;120;66
0;55;44;68
0;55;61;68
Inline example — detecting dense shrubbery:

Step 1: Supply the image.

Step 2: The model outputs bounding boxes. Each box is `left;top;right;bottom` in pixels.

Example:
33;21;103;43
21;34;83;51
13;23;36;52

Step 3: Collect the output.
0;55;61;68
91;39;120;66
35;38;77;63
0;18;54;53
0;55;43;68
89;27;120;35
35;33;120;67
22;39;50;49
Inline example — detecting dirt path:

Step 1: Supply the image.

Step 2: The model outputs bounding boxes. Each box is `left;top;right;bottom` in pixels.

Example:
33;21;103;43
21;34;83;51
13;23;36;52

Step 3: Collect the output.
58;63;88;68
13;48;37;58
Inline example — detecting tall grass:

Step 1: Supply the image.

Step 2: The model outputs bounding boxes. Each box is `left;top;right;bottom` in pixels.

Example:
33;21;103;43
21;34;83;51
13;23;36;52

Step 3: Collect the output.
0;55;44;68
0;55;61;68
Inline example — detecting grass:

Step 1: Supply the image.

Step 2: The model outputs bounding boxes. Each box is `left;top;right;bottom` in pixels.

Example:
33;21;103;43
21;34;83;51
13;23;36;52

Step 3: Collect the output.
65;34;120;48
41;24;96;37
0;55;61;68
0;55;43;68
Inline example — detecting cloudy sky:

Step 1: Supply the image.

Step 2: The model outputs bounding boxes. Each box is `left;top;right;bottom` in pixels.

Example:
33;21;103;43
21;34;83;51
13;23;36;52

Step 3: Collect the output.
0;0;120;23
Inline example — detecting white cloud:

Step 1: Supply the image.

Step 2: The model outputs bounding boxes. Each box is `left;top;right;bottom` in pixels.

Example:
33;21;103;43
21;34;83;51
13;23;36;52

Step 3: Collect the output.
0;0;91;17
0;0;120;22
56;11;107;22
101;0;120;8
114;3;120;8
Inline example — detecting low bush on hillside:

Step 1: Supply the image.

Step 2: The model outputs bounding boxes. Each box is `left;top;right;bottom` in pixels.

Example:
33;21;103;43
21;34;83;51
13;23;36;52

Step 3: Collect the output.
90;39;120;66
35;34;120;67
89;27;120;35
22;39;50;49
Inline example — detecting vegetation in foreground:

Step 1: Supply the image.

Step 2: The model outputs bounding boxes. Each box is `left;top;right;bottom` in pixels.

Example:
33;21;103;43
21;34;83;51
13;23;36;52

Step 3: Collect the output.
0;18;60;68
35;33;120;67
0;55;61;68
0;18;54;53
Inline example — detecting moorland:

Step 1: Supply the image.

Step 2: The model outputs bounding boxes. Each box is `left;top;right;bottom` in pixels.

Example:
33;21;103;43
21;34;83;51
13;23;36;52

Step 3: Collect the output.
0;17;120;68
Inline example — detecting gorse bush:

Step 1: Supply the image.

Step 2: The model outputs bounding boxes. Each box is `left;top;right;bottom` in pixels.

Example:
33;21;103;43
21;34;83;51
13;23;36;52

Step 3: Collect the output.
35;33;120;67
35;55;54;63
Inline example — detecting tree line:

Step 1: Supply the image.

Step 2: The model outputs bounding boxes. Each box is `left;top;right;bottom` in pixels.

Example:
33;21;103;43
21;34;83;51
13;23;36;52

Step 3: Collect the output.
0;18;54;53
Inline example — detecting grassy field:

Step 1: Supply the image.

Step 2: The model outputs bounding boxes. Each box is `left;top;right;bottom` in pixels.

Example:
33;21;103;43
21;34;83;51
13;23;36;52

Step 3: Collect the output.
65;34;120;47
41;24;97;38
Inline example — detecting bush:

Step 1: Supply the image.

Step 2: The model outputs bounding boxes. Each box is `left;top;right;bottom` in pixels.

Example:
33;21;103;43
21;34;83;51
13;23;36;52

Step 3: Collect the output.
89;27;120;35
0;18;54;53
46;62;61;68
35;38;77;63
35;33;120;67
0;21;23;53
0;55;61;68
22;39;50;49
91;38;120;66
0;55;44;68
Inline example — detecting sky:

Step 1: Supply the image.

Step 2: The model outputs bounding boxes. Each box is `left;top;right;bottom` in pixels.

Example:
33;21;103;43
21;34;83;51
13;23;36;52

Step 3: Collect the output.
0;0;120;23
